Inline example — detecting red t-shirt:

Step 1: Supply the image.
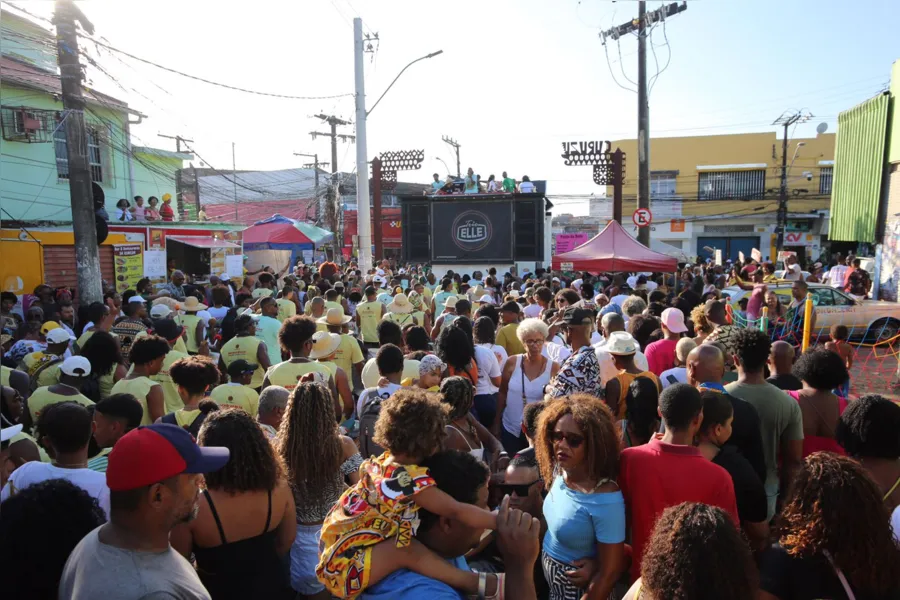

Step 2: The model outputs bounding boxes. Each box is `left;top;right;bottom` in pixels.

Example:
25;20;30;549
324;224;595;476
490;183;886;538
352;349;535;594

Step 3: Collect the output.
619;439;739;582
644;338;678;376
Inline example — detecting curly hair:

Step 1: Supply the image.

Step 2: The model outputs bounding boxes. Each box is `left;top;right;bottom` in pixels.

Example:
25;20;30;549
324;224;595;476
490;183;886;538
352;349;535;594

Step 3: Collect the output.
128;334;169;366
534;394;620;485
642;502;757;599
439;376;474;420
522;401;546;440
624;377;661;444
622;296;648;318
779;453;900;595
79;331;123;380
474;305;499;327
403;326;430;352
169;356;219;395
473;316;496;345
278;315;318;353
276;382;343;498
373;388;450;459
436;325;474;370
690;303;713;335
199;408;284;493
628;315;660;351
733;327;771;372
792;347;849;390
836;394;900;459
0;479;106;600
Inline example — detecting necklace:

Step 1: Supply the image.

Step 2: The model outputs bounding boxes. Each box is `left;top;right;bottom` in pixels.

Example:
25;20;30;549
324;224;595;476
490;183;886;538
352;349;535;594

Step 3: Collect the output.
454;416;477;440
53;460;88;468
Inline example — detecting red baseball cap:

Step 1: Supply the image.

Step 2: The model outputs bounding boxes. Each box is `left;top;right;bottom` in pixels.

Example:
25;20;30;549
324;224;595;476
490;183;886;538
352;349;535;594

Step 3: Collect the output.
106;423;230;491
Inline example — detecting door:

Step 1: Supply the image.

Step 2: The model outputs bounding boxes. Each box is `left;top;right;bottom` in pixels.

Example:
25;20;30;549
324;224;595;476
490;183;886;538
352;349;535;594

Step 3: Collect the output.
697;237;727;261
728;238;758;263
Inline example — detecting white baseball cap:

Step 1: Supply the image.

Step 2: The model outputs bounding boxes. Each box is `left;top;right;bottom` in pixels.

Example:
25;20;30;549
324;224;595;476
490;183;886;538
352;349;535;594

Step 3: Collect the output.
46;328;75;344
128;296;147;304
60;356;92;377
150;304;172;319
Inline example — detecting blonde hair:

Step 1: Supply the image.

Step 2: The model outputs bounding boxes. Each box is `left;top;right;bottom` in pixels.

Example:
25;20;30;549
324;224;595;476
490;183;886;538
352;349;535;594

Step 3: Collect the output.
516;318;549;342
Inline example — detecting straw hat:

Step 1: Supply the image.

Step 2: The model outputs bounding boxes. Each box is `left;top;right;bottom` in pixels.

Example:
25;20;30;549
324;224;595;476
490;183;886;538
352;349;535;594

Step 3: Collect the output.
606;331;638;355
317;307;352;326
182;296;208;311
309;331;342;359
388;293;415;314
445;296;458;309
469;284;485;299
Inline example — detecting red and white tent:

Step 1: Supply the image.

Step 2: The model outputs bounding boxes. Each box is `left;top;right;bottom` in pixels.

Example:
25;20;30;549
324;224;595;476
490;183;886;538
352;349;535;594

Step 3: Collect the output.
551;220;678;272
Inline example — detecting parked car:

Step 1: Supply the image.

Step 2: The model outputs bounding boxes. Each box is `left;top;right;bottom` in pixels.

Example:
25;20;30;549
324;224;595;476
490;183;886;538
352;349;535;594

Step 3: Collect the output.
773;269;811;280
721;282;900;343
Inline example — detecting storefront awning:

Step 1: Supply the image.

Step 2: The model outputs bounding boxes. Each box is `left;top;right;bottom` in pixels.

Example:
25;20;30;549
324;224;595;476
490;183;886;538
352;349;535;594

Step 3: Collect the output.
167;236;241;249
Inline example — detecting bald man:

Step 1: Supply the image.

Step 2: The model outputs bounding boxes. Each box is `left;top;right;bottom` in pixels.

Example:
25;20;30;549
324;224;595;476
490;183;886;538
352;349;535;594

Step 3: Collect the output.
687;344;766;483
766;340;802;391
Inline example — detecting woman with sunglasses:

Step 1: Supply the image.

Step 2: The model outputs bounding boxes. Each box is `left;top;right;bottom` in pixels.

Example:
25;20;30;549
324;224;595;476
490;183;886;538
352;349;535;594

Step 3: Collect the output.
535;394;625;600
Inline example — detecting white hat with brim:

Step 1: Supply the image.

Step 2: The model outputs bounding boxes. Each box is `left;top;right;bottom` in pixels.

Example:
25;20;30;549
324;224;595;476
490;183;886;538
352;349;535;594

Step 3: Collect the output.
507;290;521;299
309;331;342;359
318;307;352;326
445;296;458;308
606;331;638;356
182;297;208;311
1;423;23;443
60;355;92;377
149;304;172;319
479;294;496;305
128;296;147;304
46;328;75;344
388;293;414;314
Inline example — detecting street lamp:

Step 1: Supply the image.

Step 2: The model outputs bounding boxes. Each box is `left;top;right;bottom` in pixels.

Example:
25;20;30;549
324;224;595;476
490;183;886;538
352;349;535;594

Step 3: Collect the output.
367;50;444;117
435;157;451;177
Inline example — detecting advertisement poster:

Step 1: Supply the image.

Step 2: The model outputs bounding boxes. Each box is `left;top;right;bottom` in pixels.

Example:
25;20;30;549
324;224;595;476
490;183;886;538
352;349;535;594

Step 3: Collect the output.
224;254;244;279
113;245;144;293
210;249;227;278
143;250;167;278
555;233;590;254
432;201;513;262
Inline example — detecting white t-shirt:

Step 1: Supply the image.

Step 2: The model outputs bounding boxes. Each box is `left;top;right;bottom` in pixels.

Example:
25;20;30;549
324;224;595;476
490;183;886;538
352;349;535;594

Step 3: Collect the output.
659;366;688;389
207;306;229;322
356;383;402;419
473;345;501;395
784;263;802;281
543;341;571;364
594;343;650;386
892;506;900;543
827;265;849;288
0;461;110;518
360;358;420;389
523;303;542;319
626;276;638;289
610;294;630;308
518;181;535;193
590;331;602;345
196;310;212;326
479;343;508;374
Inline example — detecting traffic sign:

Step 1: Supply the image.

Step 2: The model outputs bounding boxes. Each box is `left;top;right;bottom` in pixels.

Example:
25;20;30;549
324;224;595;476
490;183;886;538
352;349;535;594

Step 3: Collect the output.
632;208;652;227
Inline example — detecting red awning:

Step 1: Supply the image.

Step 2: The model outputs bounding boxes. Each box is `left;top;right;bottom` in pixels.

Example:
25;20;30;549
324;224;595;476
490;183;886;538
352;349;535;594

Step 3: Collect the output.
551;220;678;273
167;236;241;249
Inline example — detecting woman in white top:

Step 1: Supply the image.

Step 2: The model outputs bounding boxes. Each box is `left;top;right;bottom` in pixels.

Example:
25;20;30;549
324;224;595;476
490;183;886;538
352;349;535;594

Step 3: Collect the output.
473;316;506;428
440;376;505;472
114;199;134;222
493;318;559;454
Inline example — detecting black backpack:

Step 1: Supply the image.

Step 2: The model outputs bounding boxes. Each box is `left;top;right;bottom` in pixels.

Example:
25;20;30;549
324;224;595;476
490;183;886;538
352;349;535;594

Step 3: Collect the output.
358;388;391;459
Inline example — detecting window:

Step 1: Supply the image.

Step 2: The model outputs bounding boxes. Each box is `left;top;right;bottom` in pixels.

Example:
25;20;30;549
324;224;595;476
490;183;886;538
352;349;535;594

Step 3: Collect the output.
54;124;104;183
698;169;765;200
819;167;833;195
831;289;854;306
650;171;677;199
0;107;56;142
809;288;834;306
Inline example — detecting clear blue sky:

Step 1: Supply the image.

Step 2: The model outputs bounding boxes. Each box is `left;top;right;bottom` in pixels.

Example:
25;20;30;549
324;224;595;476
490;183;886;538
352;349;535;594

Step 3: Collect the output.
5;0;897;214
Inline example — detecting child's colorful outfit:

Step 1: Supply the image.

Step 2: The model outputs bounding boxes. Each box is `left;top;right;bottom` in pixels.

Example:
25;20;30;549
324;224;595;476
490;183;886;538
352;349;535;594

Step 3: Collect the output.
316;452;436;598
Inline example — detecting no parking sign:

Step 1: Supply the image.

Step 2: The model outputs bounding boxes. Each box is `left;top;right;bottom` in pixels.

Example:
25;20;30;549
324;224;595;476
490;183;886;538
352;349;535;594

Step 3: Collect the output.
632;208;653;228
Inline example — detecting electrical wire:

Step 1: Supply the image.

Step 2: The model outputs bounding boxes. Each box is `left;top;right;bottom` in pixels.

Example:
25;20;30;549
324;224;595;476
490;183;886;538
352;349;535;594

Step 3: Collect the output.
648;9;672;93
603;41;636;93
616;37;639;88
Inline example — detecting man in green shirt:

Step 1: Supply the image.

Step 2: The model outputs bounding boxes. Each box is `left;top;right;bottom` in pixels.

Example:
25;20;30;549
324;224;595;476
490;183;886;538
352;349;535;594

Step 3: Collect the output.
255;298;284;367
502;171;516;193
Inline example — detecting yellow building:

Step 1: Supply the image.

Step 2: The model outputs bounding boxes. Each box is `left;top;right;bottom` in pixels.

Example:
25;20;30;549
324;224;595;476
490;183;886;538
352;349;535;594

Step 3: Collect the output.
601;131;835;262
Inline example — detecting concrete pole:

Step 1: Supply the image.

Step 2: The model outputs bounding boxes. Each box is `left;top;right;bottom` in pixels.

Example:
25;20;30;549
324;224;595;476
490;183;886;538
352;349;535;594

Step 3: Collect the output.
637;0;651;247
354;18;373;274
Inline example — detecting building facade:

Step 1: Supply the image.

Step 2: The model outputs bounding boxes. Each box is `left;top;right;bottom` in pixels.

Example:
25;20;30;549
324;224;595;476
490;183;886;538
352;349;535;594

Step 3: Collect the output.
602;131;835;263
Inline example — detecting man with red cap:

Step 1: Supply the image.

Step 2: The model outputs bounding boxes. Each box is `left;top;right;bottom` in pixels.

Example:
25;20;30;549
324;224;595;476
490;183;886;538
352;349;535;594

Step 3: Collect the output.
59;423;229;599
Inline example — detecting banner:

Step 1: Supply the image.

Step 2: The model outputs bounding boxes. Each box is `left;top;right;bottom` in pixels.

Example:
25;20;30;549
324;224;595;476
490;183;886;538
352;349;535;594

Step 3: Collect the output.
432;201;512;262
555;233;590;254
113;245;144;293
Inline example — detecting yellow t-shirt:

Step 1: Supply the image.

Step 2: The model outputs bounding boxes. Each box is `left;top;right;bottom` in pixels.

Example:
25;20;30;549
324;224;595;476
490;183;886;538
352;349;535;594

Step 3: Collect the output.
98;365;118;400
356;301;382;344
75;330;94;353
110;376;161;425
135;329;188;354
382;312;417;329
252;288;274;299
400;377;440;392
20;352;63;388
9;430;51;462
151;350;190;414
220;335;264;389
332;334;364;378
28;386;94;423
265;359;333;392
496;323;525;356
180;314;203;353
276;298;297;323
325;301;344;314
318;361;338;377
210;383;260;417
0;365;10;386
173;408;201;429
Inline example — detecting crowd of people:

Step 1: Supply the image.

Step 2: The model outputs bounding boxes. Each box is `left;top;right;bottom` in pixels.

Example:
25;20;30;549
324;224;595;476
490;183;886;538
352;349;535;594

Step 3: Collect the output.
1;255;899;600
430;169;537;195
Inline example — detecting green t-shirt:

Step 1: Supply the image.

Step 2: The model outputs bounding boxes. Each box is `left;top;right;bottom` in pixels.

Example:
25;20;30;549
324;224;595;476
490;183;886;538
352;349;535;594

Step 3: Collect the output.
255;315;283;368
502;177;516;192
724;381;803;518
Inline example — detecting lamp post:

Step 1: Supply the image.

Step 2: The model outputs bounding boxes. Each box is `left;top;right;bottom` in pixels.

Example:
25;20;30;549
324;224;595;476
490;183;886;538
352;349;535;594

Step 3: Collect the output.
435;157;451;177
355;16;442;272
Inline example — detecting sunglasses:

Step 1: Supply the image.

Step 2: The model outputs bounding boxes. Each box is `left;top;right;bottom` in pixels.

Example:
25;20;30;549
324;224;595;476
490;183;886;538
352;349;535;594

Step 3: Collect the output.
497;480;540;497
551;431;585;449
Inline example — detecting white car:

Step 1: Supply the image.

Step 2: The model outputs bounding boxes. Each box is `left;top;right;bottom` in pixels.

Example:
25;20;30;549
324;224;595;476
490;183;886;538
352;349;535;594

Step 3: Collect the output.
722;282;900;343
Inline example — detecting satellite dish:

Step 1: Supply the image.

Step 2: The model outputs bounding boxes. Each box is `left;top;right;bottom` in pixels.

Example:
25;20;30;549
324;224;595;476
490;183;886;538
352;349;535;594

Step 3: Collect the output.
816;122;828;134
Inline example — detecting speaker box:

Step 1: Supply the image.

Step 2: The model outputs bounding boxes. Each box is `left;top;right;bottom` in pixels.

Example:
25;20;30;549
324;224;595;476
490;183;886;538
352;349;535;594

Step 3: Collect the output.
513;198;542;261
402;201;430;263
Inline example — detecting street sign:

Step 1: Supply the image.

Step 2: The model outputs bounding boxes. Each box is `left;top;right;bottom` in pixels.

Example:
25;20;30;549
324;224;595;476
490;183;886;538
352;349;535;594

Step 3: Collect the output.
632;208;652;228
561;262;574;271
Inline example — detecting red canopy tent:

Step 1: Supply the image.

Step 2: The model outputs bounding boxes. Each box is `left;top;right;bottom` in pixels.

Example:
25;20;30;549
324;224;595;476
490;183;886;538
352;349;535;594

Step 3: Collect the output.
552;220;678;272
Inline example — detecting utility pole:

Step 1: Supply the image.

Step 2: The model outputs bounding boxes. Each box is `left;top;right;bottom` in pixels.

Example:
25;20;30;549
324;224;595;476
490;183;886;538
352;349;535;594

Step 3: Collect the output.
442;135;461;177
773;110;812;255
158;133;194;154
231;142;238;221
600;1;687;247
353;18;373;273
294;152;329;223
53;0;102;304
311;114;354;250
